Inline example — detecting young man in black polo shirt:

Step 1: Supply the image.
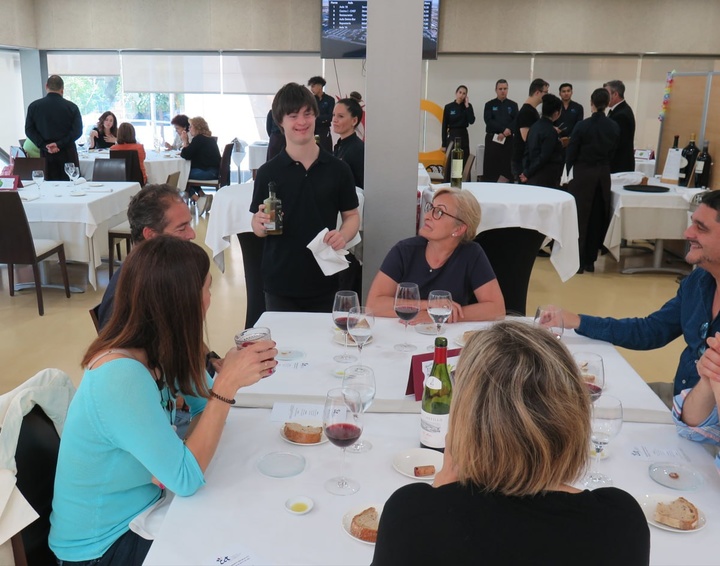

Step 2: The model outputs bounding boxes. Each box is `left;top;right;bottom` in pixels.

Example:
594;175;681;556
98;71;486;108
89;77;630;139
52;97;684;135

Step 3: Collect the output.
250;83;360;313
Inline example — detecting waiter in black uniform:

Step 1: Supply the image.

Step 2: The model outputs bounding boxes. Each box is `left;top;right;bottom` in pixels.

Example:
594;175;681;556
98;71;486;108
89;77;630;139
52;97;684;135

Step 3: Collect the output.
555;83;584;139
442;85;475;165
25;74;82;181
308;76;335;153
482;79;518;182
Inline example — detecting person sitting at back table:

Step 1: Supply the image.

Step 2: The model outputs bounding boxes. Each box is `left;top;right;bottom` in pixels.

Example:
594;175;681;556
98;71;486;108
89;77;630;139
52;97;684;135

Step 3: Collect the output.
49;236;277;566
371;321;650;566
332;97;364;189
366;188;504;323
540;190;720;408
110;122;147;184
89;111;118;150
180;116;221;214
165;114;190;150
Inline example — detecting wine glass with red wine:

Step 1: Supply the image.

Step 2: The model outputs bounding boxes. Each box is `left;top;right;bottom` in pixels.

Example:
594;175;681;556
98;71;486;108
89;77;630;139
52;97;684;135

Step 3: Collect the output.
394;282;420;352
573;352;605;403
323;387;364;495
333;291;359;363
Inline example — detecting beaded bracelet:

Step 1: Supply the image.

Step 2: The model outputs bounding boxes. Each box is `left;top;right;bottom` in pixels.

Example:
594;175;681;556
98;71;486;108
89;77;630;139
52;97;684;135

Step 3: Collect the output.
210;390;236;405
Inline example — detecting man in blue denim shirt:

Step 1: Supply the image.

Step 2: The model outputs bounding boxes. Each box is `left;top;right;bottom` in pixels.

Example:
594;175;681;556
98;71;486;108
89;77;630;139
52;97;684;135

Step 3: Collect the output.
551;190;720;407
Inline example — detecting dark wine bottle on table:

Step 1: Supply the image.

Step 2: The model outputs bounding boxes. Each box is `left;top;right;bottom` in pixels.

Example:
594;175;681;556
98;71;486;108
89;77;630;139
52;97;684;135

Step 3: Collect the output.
694;141;712;188
450;137;463;189
678;133;699;187
420;337;452;452
672;135;679;149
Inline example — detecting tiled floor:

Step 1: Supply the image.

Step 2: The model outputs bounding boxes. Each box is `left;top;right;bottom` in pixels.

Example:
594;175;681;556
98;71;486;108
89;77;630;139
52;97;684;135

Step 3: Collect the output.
0;214;685;393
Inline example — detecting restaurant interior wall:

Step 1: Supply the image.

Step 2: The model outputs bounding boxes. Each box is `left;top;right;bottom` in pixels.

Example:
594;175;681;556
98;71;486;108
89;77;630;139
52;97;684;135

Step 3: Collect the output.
0;51;25;155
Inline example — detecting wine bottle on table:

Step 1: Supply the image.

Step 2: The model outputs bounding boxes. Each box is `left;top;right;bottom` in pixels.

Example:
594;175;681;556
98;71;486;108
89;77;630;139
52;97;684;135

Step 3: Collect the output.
420;336;452;452
678;133;699;187
450;137;463;189
263;181;283;235
672;135;679;149
694;141;712;188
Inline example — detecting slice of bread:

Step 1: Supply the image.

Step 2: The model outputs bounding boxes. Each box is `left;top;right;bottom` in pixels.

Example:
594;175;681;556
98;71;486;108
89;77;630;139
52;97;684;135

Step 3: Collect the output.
283;422;322;444
654;497;699;530
351;507;379;543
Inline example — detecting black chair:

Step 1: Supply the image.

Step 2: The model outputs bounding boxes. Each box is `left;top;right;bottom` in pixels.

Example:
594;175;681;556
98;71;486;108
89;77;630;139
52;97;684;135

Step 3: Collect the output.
0;191;70;315
109;149;144;185
185;142;233;194
107;220;131;279
474;228;545;316
89;304;101;332
92;159;126;182
13;157;46;181
13;405;61;566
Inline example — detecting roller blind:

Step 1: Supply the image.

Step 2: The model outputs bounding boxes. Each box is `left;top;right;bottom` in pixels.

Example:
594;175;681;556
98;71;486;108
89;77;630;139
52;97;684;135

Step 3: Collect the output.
47;52;121;75
122;53;221;93
222;53;320;94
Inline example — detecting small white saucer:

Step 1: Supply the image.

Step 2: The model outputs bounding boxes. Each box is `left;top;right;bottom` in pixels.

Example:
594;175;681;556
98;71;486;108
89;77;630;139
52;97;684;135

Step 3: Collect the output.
285;496;314;515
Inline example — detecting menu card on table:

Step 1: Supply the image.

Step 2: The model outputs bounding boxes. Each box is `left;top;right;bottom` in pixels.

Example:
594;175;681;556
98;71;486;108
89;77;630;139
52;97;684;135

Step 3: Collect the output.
406;348;462;401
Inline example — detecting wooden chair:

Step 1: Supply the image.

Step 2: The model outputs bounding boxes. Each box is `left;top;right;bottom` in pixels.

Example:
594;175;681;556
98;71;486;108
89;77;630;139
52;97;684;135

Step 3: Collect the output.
92;159;127;182
463;153;476;182
89;304;101;332
109;149;144;185
427;141;453;184
166;170;181;189
12;157;46;181
107;220;131;279
0;191;70;315
185;142;233;195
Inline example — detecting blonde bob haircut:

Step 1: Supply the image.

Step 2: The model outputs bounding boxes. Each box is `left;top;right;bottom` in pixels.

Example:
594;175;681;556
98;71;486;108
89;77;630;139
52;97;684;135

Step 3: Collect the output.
433;187;481;243
449;321;590;496
189;116;212;137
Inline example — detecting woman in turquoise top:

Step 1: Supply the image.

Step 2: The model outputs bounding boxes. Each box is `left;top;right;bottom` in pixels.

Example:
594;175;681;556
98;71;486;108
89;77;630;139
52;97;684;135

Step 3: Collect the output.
49;236;277;565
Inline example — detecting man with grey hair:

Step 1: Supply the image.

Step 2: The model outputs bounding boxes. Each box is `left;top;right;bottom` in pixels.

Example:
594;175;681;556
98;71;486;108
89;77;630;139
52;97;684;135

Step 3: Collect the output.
604;80;636;173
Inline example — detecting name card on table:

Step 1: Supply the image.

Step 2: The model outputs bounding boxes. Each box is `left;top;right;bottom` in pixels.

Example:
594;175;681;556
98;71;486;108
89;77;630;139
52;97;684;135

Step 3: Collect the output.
208;545;271;565
0;176;19;190
406;348;462;401
270;402;324;422
661;148;681;185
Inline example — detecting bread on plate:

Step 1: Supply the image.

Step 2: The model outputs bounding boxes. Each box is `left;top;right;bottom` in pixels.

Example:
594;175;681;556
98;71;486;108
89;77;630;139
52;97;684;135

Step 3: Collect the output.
351;507;380;543
654;497;699;530
283;422;322;444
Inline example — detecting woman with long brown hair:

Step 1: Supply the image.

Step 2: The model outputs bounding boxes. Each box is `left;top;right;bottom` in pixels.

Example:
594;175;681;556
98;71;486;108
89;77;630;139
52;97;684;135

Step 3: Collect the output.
89;110;118;149
49;236;277;565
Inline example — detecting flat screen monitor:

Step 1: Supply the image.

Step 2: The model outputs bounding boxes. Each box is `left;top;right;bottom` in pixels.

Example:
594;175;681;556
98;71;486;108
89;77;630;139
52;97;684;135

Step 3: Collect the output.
321;0;440;60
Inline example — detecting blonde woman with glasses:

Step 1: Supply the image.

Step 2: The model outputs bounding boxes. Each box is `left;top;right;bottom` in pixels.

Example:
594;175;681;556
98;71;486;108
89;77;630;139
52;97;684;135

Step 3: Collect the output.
366;188;505;323
372;321;650;566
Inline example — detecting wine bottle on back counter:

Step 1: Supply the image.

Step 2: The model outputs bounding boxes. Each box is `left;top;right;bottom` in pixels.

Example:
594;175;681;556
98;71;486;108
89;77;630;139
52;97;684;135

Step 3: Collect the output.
678;133;699;187
450;137;463;189
672;135;679;149
694;141;712;188
420;336;452;452
263;181;283;235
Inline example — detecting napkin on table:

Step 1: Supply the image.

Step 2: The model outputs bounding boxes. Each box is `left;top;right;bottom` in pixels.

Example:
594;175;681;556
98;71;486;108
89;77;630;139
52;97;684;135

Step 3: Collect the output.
306;228;349;276
611;172;645;185
85;188;113;193
20;194;39;202
73;177;87;185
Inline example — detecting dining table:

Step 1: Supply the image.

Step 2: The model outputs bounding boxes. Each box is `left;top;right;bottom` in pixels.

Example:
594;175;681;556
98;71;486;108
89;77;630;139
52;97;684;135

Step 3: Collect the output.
78;149;190;188
19;180;141;289
420;182;580;282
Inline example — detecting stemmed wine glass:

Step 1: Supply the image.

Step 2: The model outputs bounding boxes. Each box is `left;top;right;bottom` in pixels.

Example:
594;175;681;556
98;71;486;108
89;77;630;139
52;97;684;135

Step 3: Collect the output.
347;307;374;366
333;291;359;363
573;352;605;403
583;395;623;489
32;170;44;193
342;366;376;453
394;282;420;352
323;387;363;495
64;163;77;182
534;305;564;339
427;290;453;349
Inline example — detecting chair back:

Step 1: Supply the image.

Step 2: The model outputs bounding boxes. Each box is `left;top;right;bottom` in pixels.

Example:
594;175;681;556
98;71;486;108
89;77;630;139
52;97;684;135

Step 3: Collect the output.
110;149;144;185
166;171;181;188
10;146;26;159
463;154;476;182
0;191;38;265
89;304;101;332
12;157;46;180
92;158;126;182
15;405;60;566
219;143;233;188
441;140;454;183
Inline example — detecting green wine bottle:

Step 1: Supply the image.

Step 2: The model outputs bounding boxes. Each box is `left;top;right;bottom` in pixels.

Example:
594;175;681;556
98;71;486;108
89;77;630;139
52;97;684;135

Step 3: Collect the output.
420;336;452;452
450;137;463;189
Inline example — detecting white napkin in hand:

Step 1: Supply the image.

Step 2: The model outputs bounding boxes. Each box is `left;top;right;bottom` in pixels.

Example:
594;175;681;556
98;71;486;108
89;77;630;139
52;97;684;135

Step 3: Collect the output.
306;228;350;276
73;177;87;185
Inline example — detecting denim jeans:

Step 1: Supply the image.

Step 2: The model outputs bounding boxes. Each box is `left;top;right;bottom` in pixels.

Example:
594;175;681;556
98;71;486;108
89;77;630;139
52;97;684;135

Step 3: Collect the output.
56;530;152;566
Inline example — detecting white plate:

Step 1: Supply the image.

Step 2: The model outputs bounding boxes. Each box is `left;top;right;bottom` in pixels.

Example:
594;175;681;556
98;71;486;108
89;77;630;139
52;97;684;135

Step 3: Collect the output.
256;451;306;478
332;331;373;347
638;494;706;533
280;421;328;446
648;462;704;491
414;323;444;336
88;183;104;187
276;349;305;361
454;328;484;347
341;504;383;545
392;448;444;481
70;190;86;196
285;496;314;515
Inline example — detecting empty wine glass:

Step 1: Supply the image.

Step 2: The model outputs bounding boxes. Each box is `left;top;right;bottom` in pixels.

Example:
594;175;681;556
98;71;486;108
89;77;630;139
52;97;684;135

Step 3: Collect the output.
347;307;374;366
333;291;359;363
534;305;564;339
323;387;363;495
64;163;76;182
31;170;44;191
342;365;376;453
583;395;623;489
427;290;452;349
394;282;420;352
573;352;605;403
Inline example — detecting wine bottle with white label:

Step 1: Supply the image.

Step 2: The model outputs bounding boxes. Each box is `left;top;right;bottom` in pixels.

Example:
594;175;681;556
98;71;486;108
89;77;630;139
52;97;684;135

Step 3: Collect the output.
420;336;452;452
263;181;283;235
450;137;463;189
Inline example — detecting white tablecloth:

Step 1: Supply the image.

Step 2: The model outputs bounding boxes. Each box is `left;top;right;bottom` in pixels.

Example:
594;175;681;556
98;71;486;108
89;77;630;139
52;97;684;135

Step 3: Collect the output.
145;408;720;566
422;182;580;281
78;150;190;188
205;184;365;273
248;142;269;170
635;158;657;177
235;312;670;421
20;181;141;289
603;176;702;261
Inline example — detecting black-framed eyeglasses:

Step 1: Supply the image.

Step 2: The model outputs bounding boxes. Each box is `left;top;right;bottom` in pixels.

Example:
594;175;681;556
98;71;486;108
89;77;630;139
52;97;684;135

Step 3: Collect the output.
698;321;710;359
424;202;463;223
